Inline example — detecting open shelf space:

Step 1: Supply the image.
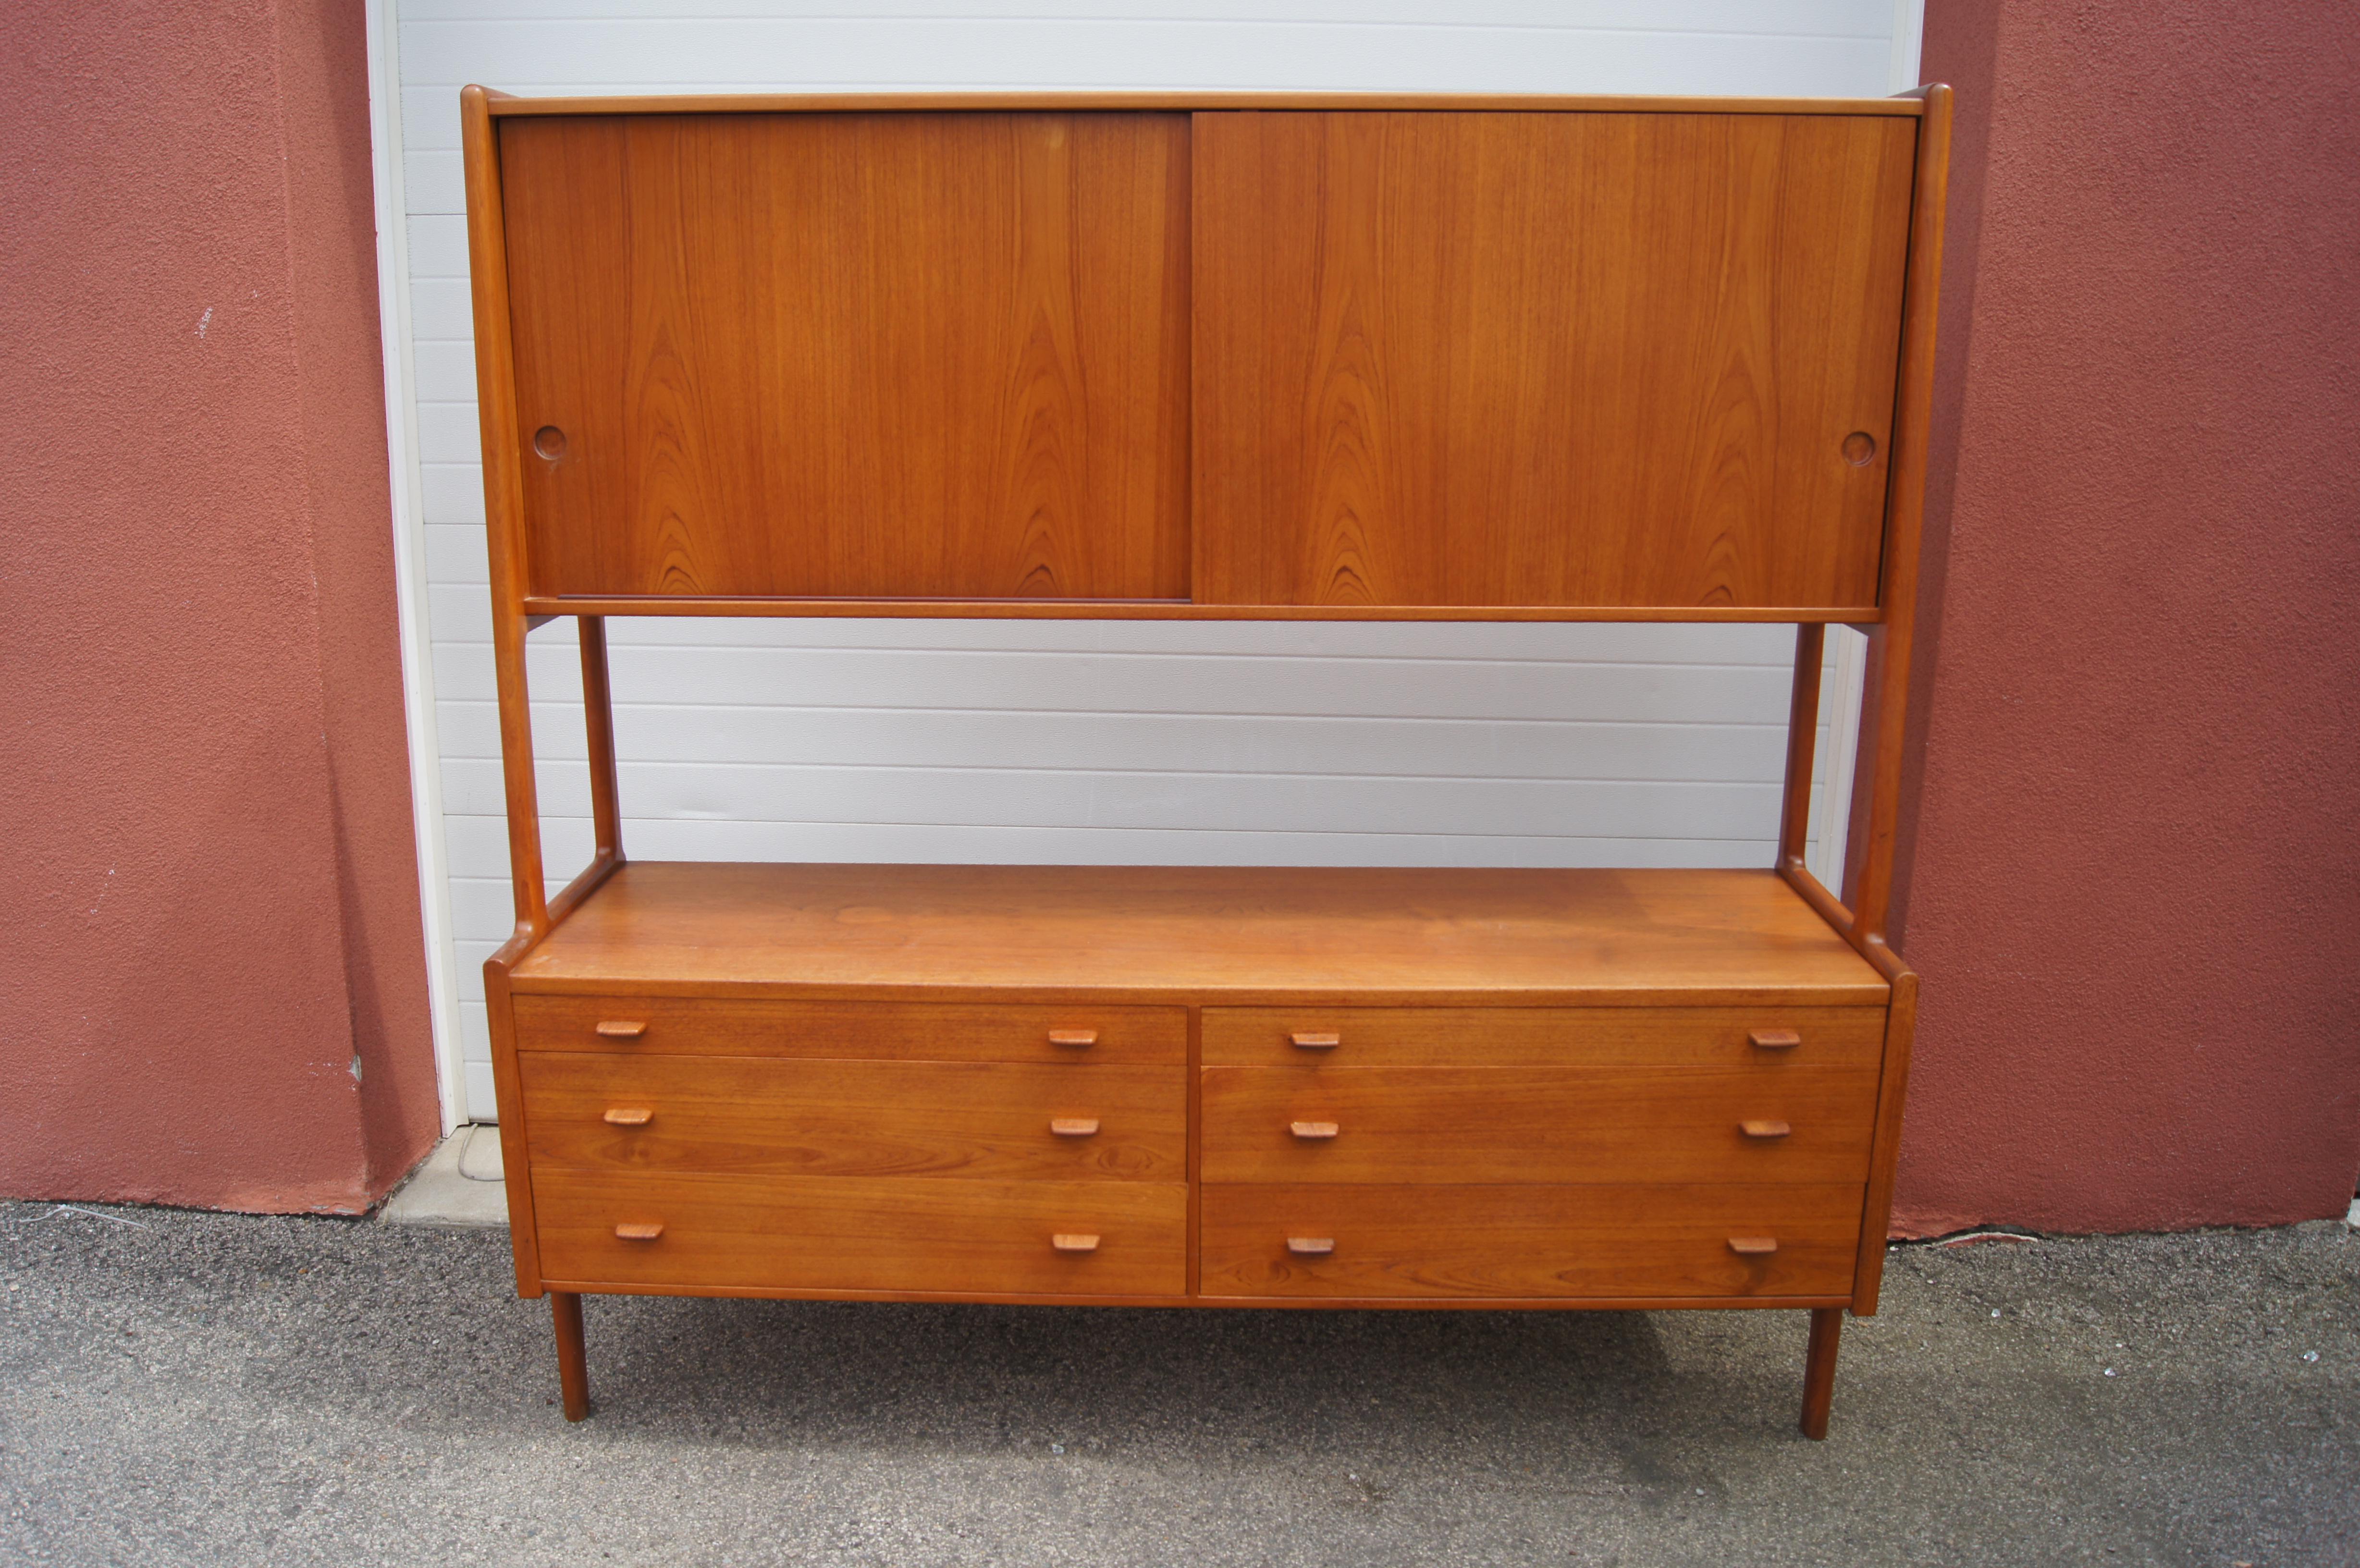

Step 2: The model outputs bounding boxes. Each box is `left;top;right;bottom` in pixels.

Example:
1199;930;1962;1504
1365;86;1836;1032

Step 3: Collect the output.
510;862;1888;1006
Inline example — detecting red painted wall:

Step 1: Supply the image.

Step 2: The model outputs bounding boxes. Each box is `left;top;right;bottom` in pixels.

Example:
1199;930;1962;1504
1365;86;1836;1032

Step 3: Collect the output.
1893;0;2360;1232
0;2;438;1212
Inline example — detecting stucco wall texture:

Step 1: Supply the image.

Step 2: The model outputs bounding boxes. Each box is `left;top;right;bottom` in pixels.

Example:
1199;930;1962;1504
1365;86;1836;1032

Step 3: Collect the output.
1893;0;2360;1232
0;1;439;1211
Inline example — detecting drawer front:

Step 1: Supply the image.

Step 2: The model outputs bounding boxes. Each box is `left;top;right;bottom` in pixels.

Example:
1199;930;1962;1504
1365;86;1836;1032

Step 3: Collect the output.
514;995;1185;1065
1200;1183;1862;1300
522;1053;1184;1182
1200;1066;1878;1185
1202;1006;1885;1068
536;1169;1187;1297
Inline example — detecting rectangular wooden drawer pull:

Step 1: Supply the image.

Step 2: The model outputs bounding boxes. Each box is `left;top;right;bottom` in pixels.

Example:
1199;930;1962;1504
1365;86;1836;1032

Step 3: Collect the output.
1048;1117;1101;1138
1290;1031;1340;1051
595;1020;648;1039
1047;1029;1098;1048
1727;1236;1779;1256
1289;1120;1340;1141
1739;1119;1793;1140
1286;1237;1336;1257
1050;1233;1100;1253
614;1221;664;1242
602;1106;654;1127
1748;1029;1801;1051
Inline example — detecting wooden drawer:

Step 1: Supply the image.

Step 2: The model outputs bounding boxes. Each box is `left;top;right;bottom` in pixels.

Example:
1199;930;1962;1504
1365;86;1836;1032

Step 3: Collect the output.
1199;1066;1878;1185
1199;1183;1862;1300
512;995;1185;1064
521;1053;1183;1182
536;1169;1187;1297
1201;1006;1885;1068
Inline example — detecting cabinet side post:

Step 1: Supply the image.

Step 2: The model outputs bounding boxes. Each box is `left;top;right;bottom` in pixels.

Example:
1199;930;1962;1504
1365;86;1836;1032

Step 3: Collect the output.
1844;84;1952;958
1777;623;1827;873
1852;967;1919;1313
463;84;549;941
579;616;624;866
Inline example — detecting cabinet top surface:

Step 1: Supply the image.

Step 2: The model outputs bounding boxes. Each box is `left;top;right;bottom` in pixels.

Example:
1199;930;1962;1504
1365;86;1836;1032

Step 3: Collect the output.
508;862;1889;1005
479;89;1926;119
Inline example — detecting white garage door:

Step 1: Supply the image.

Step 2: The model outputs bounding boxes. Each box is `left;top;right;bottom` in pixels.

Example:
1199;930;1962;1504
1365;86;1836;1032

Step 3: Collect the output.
367;2;1920;1125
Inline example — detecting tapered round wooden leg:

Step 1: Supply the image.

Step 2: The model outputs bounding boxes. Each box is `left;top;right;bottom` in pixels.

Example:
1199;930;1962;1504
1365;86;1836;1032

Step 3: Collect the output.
1799;1306;1843;1440
551;1291;590;1421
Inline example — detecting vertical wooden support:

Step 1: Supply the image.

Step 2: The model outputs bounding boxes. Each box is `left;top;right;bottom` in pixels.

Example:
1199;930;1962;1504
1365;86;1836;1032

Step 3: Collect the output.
1844;83;1953;957
551;1292;590;1421
579;616;624;865
1800;1307;1843;1440
1777;623;1827;873
462;84;548;943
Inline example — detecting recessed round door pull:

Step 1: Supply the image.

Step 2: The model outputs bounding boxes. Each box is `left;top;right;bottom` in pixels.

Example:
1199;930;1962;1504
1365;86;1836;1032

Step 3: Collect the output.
1289;1031;1340;1051
1748;1029;1801;1051
614;1221;664;1242
1739;1120;1793;1140
1048;1117;1101;1138
1047;1029;1099;1049
1841;431;1877;466
1286;1237;1336;1257
533;424;567;460
1051;1233;1101;1253
602;1106;654;1127
595;1020;648;1039
1727;1236;1779;1257
1289;1120;1341;1141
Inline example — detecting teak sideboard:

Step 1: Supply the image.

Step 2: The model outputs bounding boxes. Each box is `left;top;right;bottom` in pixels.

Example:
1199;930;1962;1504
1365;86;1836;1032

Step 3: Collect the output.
463;85;1951;1439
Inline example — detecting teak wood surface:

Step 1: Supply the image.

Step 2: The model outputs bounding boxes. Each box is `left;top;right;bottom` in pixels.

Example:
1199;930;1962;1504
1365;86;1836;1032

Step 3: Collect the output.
465;86;1952;1439
1196;1065;1879;1184
501;111;1191;602
1197;1182;1863;1299
521;1053;1186;1183
505;862;1891;1006
1198;1004;1886;1068
1192;111;1916;610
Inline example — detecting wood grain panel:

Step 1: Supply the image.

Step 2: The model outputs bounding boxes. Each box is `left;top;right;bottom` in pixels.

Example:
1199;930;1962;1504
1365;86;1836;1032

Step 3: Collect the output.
521;1053;1184;1181
499;111;1190;601
1200;1005;1885;1068
1199;1066;1877;1184
512;994;1186;1064
1193;110;1918;611
507;862;1891;1004
536;1168;1186;1295
1199;1183;1862;1299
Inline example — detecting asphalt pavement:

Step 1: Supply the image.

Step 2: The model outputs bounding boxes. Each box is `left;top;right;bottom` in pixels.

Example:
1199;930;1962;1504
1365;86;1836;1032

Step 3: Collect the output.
0;1200;2351;1566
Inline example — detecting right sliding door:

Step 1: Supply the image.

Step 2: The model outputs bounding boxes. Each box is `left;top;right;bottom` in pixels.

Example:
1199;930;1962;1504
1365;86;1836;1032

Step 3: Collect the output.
1191;110;1919;613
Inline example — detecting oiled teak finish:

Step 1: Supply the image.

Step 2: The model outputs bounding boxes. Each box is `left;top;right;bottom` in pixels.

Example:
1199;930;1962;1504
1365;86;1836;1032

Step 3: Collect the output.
501;111;1191;602
467;86;1948;1442
1192;110;1916;611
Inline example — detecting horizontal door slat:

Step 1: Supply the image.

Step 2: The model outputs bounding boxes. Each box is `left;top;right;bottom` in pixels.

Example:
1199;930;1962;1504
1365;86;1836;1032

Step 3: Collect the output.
1200;1183;1862;1299
537;1169;1187;1296
1200;1066;1877;1184
513;995;1186;1064
522;1053;1183;1182
1202;1005;1885;1067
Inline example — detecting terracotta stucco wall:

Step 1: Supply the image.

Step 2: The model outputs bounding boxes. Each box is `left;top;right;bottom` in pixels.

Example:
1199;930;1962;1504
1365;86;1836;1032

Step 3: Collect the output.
0;1;438;1211
1894;0;2360;1232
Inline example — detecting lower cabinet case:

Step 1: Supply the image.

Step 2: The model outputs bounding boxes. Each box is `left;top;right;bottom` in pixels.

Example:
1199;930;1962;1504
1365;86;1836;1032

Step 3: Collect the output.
501;992;1894;1435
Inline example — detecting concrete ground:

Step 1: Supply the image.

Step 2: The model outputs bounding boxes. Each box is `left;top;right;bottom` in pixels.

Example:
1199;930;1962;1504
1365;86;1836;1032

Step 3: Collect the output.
0;1201;2351;1567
